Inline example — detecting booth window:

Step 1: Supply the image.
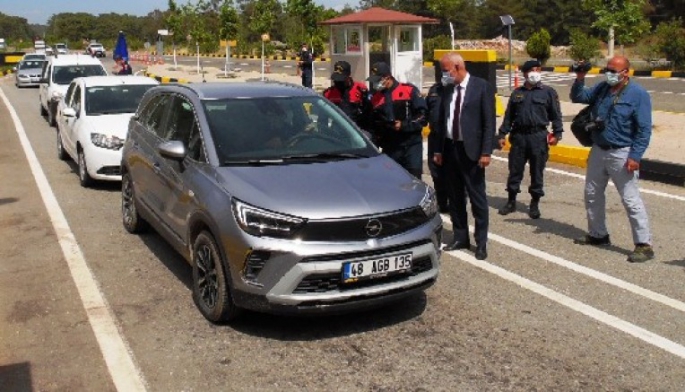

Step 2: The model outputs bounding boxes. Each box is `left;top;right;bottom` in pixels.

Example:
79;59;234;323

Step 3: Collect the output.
398;27;419;52
332;26;362;55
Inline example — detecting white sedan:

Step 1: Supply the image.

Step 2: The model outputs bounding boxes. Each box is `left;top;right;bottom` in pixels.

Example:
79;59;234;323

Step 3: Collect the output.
55;75;159;187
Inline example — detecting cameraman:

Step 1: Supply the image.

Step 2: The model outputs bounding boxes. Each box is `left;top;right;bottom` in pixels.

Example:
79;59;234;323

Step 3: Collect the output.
570;55;654;263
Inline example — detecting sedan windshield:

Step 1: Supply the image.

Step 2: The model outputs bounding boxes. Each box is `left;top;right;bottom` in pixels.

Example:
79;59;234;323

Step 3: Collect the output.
203;96;376;164
86;85;155;115
19;60;44;70
52;65;107;85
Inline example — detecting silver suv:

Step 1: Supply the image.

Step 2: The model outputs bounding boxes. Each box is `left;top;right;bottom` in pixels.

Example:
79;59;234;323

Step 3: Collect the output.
121;82;442;322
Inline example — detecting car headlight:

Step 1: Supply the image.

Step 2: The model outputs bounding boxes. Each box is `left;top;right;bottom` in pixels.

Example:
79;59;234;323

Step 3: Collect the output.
232;199;306;238
18;74;29;79
91;133;124;150
420;186;438;218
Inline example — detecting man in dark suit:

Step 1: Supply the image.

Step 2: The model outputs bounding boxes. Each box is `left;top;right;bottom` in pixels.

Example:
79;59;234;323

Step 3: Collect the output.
429;52;496;260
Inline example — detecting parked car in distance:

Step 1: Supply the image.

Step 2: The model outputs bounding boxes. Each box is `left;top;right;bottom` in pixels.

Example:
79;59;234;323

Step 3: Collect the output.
21;53;47;61
55;76;159;186
39;54;108;126
121;82;442;323
34;40;46;51
15;59;45;87
44;46;54;56
86;43;106;58
54;43;69;55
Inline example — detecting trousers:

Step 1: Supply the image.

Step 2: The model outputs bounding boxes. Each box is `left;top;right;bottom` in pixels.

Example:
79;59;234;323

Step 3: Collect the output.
506;131;548;198
584;146;651;244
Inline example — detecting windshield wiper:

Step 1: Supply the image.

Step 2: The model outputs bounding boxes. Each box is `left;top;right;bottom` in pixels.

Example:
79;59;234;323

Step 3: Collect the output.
224;159;285;166
281;152;368;161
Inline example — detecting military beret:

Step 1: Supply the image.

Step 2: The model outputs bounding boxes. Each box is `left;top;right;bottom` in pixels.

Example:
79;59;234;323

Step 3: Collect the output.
521;60;541;73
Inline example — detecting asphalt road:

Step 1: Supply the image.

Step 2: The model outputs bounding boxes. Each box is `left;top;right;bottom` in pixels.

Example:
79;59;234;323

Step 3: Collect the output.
162;56;685;113
2;74;685;391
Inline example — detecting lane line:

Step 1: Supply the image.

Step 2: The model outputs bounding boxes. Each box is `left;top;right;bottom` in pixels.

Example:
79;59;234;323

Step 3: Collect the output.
450;218;685;314
0;87;147;391
490;155;685;201
451;250;685;359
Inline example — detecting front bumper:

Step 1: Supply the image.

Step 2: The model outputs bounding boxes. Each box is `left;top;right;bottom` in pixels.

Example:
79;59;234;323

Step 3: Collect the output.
16;77;41;87
227;216;442;314
83;143;123;181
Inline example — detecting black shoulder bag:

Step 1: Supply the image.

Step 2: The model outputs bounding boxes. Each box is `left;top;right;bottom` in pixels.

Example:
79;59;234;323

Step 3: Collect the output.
570;82;611;147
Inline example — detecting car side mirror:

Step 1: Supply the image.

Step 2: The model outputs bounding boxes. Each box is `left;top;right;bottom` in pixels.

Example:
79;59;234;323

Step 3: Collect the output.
158;140;187;161
62;107;76;118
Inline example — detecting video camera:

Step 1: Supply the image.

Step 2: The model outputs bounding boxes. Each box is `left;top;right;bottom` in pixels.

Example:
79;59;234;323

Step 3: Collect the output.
571;61;593;73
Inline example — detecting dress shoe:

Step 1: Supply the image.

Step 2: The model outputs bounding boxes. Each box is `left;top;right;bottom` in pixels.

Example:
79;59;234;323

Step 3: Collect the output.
528;200;541;219
444;241;471;251
498;200;516;215
475;245;487;260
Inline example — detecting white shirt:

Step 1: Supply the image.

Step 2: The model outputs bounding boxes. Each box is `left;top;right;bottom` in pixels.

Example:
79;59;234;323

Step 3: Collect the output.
447;72;470;141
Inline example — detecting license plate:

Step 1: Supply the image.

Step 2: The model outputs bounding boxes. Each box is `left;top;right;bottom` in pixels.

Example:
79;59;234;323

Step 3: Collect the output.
342;253;412;283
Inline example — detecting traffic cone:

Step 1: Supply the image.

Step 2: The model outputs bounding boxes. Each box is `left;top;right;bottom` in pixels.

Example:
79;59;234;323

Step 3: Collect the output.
514;65;519;88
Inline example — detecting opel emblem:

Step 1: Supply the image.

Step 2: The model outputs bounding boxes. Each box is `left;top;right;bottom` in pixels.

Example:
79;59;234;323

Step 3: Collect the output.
365;219;382;237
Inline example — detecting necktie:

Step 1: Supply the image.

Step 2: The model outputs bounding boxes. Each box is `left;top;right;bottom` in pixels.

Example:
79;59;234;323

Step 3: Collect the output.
452;85;462;140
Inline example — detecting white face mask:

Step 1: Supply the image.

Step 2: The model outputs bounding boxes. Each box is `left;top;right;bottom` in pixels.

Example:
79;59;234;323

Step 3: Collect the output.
605;71;622;86
526;71;542;84
441;71;455;86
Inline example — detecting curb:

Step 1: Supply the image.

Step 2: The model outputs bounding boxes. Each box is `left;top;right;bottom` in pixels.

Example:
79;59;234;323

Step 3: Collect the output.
144;72;190;84
496;64;685;78
502;140;590;168
161;53;331;62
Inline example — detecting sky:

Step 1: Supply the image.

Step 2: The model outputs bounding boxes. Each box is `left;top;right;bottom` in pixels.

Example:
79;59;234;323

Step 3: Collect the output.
0;0;350;25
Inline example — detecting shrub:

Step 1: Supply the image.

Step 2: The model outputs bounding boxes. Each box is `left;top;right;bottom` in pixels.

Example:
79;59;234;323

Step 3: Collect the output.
568;29;601;63
526;28;551;65
655;18;685;70
423;35;453;62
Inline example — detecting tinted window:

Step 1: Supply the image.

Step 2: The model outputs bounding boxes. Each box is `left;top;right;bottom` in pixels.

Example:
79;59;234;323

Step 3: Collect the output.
166;96;205;162
19;60;44;70
52;65;106;85
140;95;169;137
72;86;82;112
85;84;155;115
203;96;374;164
64;82;77;106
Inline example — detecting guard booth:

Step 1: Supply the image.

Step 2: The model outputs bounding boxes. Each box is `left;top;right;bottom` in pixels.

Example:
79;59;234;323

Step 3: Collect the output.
320;7;438;89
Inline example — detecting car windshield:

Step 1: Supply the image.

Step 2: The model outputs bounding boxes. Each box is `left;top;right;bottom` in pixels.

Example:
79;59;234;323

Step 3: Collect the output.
56;44;66;49
19;60;44;70
85;84;155;115
52;65;107;85
203;96;376;165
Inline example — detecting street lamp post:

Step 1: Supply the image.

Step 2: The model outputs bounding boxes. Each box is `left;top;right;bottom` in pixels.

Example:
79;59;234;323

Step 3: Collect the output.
499;15;515;91
261;33;270;81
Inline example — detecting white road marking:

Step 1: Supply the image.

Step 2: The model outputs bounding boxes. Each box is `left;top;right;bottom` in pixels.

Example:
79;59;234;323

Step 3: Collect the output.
489;155;685;201
450;250;685;359
0;87;147;392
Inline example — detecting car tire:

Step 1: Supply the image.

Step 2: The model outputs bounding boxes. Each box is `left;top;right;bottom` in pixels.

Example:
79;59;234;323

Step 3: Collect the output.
40;102;47;117
192;231;241;323
77;148;93;187
47;103;56;127
56;128;68;161
121;172;148;234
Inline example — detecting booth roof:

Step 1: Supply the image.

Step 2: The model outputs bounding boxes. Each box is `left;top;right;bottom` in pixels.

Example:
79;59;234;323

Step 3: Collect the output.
319;7;439;25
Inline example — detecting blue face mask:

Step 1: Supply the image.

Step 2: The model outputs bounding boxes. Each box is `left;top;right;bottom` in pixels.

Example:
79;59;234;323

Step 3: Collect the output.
441;71;455;86
605;71;622;86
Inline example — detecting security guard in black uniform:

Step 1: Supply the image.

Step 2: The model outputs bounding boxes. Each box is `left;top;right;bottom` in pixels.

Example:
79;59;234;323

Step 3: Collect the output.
367;62;427;179
298;43;313;88
498;60;563;219
426;63;449;212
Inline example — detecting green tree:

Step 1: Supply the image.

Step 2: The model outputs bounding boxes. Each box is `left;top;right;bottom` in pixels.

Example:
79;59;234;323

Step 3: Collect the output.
582;0;651;46
219;0;239;40
526;28;551;64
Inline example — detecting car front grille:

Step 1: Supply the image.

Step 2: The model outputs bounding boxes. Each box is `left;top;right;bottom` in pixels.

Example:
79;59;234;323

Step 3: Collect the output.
292;255;434;294
97;166;121;175
295;207;428;242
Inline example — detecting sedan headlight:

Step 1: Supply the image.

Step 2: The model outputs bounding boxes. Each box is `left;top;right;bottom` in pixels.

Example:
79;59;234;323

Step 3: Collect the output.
18;74;29;79
232;199;306;238
91;133;124;150
420;187;438;218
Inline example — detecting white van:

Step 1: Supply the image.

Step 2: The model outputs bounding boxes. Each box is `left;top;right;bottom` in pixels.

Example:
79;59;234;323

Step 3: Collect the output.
39;54;108;126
